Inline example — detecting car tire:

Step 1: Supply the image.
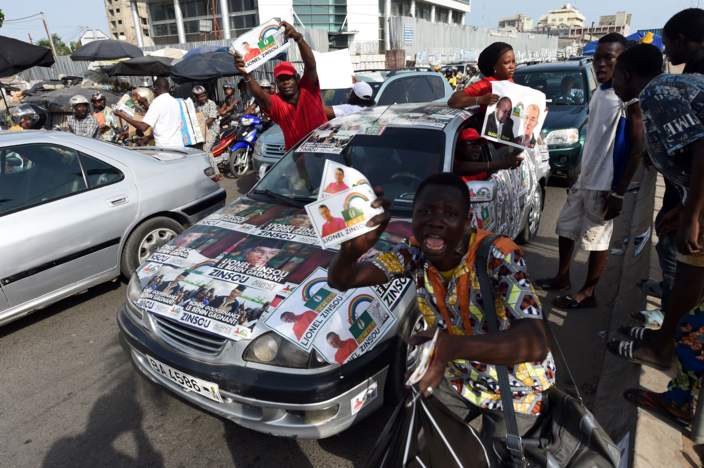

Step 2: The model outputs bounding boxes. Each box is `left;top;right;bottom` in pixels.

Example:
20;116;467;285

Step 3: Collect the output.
517;186;543;245
385;308;425;406
229;148;250;178
120;216;184;277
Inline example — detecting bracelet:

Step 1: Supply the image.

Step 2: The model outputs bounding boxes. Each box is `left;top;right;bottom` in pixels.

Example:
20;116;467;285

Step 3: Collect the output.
609;192;624;200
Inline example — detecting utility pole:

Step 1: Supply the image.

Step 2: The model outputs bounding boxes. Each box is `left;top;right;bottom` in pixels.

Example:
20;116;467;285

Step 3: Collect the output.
41;12;58;58
27;33;33;44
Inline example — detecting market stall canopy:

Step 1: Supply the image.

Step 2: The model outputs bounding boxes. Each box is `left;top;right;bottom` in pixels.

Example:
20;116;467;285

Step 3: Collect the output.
582;31;664;56
23;87;120;113
0;35;55;77
70;39;143;61
108;56;174;76
146;47;187;60
170;48;238;82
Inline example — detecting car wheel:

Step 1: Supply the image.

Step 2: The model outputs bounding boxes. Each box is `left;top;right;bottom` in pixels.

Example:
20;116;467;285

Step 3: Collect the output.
120;216;184;277
385;309;426;405
229;148;250;178
517;186;543;244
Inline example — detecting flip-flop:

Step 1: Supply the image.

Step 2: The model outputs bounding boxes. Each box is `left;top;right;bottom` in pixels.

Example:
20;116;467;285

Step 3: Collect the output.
623;388;691;429
618;325;652;341
535;278;571;292
606;339;671;371
552;294;597;309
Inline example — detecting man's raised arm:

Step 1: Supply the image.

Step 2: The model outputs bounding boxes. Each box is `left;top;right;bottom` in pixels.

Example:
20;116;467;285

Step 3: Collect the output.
280;21;317;85
233;54;272;113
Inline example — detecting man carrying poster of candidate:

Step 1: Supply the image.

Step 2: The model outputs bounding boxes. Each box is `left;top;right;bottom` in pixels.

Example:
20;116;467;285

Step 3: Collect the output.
481;81;547;151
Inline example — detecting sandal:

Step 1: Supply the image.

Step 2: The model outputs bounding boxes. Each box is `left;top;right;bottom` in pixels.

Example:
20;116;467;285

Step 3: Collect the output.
552;294;597;309
618;326;652;341
535;278;571;292
606;339;671;371
623;388;691;429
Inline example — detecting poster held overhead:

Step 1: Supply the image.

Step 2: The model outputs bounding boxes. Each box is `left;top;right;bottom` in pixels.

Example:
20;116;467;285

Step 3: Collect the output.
229;18;290;73
481;81;547;151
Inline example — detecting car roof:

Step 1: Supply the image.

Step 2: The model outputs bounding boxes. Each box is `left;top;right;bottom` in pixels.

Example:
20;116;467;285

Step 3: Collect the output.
325;103;470;133
515;61;590;72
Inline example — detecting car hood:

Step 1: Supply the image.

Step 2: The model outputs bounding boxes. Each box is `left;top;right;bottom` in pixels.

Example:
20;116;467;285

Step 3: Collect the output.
258;124;283;145
542;104;587;133
134;146;206;161
133;196;413;362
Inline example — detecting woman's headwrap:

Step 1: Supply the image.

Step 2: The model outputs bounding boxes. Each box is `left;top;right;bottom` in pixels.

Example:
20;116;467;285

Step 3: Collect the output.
477;42;513;77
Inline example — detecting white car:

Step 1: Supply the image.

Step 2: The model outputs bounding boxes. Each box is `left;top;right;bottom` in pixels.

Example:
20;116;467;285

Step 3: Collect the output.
0;131;225;326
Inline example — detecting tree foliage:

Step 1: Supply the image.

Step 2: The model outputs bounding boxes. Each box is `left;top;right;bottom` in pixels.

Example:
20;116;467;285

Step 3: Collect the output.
37;33;74;55
0;9;5;29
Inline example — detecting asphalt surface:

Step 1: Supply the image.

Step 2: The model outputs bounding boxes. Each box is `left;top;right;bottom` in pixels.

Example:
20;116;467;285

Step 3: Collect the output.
1;175;612;468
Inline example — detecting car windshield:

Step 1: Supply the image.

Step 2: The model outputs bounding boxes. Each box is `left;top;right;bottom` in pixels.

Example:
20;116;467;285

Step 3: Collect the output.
513;70;587;105
254;127;445;213
321;88;351;106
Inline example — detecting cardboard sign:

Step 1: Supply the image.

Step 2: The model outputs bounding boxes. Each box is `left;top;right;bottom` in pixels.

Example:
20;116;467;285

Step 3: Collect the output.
313;49;354;90
179;98;204;145
481;81;547;150
305;182;383;250
229;18;290;73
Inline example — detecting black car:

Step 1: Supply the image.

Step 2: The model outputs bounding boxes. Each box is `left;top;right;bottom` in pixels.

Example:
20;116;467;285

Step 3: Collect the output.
514;59;597;184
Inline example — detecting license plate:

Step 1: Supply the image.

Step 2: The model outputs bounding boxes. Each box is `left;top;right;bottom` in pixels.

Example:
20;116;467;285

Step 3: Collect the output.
146;355;223;403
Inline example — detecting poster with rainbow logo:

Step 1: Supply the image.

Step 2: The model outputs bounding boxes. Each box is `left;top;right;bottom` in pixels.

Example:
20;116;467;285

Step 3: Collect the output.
229;18;290;73
305;172;383;249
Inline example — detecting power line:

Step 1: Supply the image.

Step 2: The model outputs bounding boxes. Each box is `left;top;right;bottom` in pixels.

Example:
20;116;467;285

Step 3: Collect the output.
4;12;44;23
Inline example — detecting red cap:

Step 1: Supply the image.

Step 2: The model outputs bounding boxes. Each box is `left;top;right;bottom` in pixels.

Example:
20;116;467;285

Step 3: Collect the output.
460;128;481;141
274;61;297;79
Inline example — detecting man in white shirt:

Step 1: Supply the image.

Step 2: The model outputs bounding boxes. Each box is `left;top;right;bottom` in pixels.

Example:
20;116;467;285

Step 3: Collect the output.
324;81;375;119
115;78;184;148
536;33;644;309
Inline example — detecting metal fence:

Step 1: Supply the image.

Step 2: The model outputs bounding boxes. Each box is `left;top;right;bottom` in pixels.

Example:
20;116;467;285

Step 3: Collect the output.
388;17;559;64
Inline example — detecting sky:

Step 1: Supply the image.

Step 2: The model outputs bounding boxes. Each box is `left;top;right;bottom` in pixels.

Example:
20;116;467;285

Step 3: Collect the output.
1;0;703;44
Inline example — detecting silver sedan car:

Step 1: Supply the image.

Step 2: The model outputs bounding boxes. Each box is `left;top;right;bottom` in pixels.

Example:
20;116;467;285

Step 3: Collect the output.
0;131;226;326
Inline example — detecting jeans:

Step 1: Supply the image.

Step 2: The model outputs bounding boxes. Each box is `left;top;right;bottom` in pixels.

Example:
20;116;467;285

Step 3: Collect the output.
655;231;677;310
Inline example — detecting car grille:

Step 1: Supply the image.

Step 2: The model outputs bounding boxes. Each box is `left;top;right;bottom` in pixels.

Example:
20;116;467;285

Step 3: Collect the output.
263;144;285;157
153;315;227;355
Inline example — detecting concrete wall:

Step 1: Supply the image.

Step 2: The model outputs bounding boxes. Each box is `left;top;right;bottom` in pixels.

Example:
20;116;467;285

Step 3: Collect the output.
389;16;559;64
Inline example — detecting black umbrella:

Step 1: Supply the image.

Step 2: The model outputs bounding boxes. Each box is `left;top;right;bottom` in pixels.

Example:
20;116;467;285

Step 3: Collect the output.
170;50;237;83
365;389;490;468
0;35;54;77
107;56;173;76
70;39;143;61
23;87;120;113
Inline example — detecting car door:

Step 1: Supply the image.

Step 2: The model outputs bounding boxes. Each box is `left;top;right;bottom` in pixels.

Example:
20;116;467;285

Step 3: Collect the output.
0;142;138;317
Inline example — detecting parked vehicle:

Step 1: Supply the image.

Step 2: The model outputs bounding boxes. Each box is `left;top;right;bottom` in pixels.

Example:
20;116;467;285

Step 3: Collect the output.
513;59;597;184
253;70;454;177
0;131;225;326
211;114;265;177
118;103;549;439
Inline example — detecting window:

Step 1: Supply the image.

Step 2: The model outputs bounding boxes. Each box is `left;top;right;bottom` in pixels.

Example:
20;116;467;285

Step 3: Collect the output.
118;20;123;25
513;69;588;105
377;76;446;105
78;153;124;189
0;144;88;216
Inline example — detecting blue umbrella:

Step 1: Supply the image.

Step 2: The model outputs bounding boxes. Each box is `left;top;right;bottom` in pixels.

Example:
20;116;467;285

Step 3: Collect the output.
582;31;664;56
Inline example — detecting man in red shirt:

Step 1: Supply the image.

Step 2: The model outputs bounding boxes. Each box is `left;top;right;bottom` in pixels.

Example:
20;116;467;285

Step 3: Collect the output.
281;310;318;340
326;332;357;364
234;21;327;150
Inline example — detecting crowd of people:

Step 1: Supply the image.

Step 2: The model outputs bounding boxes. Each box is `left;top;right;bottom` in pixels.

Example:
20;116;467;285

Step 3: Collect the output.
5;10;704;458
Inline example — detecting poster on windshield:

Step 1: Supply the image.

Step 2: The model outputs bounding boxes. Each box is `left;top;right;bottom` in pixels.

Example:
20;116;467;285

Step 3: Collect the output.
229;18;290;73
317;159;369;199
297;122;356;154
305;181;383;249
481;81;547;150
137;265;279;341
264;267;396;364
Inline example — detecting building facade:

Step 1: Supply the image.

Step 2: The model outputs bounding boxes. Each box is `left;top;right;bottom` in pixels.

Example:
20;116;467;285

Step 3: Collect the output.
104;0;152;45
536;3;585;33
498;14;533;32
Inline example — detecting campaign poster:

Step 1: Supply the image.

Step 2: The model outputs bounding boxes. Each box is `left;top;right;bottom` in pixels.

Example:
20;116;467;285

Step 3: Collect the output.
199;198;284;233
255;211;319;245
115;94;137;117
264;267;350;351
229;18;290;73
481;81;547;150
147;225;247;268
314;291;395;365
297;122;356;154
317;159;369;200
305;183;383;249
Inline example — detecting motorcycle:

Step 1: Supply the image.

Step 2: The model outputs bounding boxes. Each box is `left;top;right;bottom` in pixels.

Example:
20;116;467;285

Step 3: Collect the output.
210;114;263;178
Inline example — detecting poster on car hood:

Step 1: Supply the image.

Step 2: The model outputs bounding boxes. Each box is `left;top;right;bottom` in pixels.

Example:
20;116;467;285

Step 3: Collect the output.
481;81;547;150
297;122;357;154
136;262;280;341
229;18;290;73
264;267;397;364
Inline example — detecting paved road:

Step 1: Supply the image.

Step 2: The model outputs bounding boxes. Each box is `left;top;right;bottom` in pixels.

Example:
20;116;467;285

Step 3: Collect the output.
1;178;612;468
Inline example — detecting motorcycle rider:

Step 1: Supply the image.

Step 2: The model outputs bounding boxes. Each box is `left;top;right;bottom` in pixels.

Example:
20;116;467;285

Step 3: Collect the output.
8;104;44;131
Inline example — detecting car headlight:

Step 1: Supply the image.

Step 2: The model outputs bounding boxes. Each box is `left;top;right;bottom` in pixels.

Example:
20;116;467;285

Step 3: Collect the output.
545;128;579;146
126;273;145;322
244;332;327;368
253;140;263;158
